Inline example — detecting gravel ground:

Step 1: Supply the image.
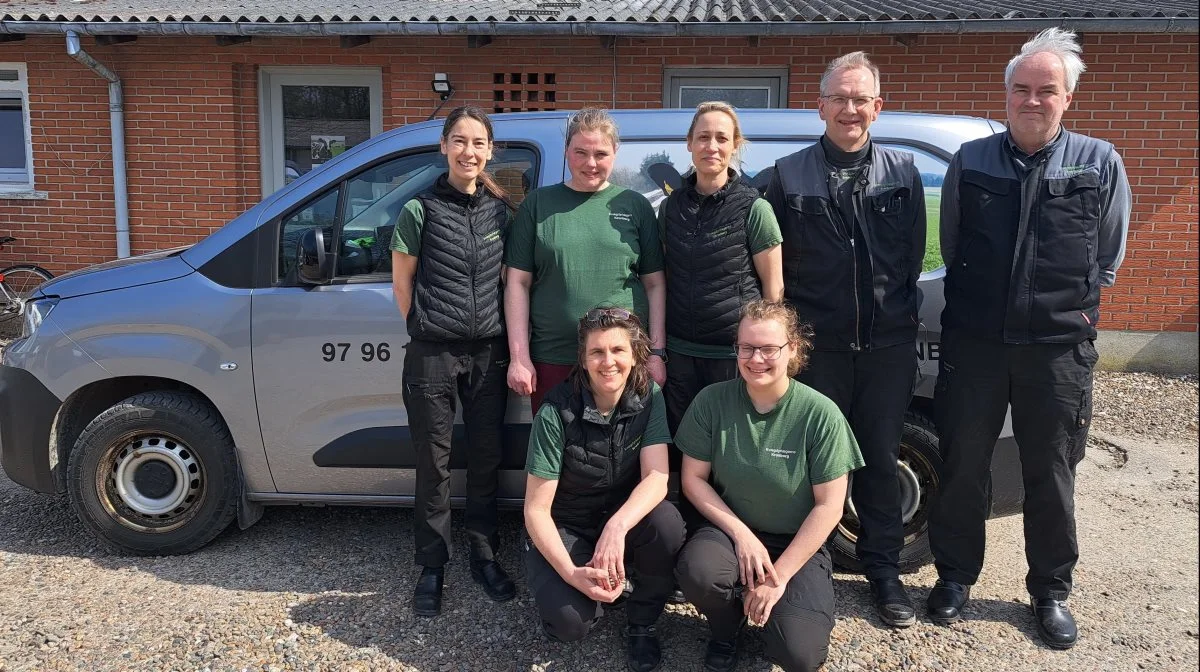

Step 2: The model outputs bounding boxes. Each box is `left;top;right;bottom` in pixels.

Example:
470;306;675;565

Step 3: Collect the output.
0;361;1196;670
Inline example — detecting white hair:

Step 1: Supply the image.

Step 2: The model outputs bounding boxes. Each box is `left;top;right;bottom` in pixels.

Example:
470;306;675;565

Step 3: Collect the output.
1005;28;1087;93
820;51;881;97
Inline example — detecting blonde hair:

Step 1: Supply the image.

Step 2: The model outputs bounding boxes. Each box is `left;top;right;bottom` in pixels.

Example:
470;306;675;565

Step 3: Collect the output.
565;108;620;150
739;300;814;377
686;101;748;166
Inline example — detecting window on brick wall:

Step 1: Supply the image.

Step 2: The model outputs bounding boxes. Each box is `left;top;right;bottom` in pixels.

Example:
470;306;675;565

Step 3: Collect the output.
664;68;788;109
0;63;34;192
493;72;557;114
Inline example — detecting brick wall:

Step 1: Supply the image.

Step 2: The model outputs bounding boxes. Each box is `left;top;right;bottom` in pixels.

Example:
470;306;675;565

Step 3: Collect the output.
1;31;1195;332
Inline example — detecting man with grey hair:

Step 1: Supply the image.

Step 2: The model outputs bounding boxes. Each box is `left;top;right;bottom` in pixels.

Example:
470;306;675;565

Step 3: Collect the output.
766;51;927;633
928;28;1131;649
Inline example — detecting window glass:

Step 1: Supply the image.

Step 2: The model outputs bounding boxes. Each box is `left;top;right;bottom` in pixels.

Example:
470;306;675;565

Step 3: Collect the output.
0;64;31;188
279;188;340;280
278;145;539;282
608;139;949;270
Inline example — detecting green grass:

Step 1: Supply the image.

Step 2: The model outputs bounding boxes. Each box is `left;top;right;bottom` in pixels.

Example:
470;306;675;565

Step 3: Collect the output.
923;192;943;272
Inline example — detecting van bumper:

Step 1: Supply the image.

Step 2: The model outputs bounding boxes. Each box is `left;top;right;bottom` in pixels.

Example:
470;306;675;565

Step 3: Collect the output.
0;363;61;493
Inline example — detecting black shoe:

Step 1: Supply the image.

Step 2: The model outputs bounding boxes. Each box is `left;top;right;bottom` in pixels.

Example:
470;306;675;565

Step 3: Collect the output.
703;637;739;672
870;578;917;627
926;579;970;625
470;559;516;602
624;624;662;672
1032;597;1078;649
412;566;444;617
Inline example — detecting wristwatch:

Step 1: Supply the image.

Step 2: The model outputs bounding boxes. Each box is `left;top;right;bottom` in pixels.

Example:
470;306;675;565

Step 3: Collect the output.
650;348;669;362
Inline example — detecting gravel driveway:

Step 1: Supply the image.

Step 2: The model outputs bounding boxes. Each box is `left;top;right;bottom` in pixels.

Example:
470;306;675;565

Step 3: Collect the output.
0;372;1196;672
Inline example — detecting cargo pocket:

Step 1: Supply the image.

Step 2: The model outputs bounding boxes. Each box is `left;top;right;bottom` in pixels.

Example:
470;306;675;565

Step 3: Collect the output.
1068;385;1093;469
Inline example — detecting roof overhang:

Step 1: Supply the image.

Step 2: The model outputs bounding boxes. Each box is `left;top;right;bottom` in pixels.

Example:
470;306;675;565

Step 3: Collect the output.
2;17;1197;38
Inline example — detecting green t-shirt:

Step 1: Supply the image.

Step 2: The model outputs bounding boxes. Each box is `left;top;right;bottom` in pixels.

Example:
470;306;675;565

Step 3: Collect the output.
388;199;426;255
661;198;783;359
526;382;671;480
675;378;864;535
504;183;664;365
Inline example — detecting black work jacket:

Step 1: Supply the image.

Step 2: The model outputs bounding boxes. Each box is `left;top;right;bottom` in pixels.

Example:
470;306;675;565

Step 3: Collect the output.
767;141;926;351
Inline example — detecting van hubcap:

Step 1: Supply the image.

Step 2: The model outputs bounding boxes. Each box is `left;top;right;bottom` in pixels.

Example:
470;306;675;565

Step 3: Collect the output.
102;434;205;531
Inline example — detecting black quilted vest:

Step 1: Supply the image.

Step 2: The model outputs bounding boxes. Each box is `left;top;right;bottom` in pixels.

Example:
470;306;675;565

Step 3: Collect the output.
663;170;762;346
409;174;508;342
543;379;653;536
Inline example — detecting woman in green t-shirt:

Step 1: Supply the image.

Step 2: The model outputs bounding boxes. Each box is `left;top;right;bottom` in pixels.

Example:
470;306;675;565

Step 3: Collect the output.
522;308;684;672
673;300;865;672
504;108;668;414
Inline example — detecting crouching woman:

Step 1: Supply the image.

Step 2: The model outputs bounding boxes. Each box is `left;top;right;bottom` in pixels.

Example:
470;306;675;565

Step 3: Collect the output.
675;300;864;672
523;307;685;672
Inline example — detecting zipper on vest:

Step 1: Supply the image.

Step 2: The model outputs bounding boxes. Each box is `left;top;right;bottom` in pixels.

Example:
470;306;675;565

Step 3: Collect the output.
850;236;861;352
466;204;478;339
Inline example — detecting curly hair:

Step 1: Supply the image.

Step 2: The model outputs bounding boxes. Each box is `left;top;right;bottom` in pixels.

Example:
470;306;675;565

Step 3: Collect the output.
738;300;814;377
571;306;652;398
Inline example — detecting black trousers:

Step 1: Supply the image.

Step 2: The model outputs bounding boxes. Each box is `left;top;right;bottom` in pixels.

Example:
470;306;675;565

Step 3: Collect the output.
797;344;918;581
663;351;740;435
928;331;1096;600
402;336;509;568
524;501;686;642
676;524;835;672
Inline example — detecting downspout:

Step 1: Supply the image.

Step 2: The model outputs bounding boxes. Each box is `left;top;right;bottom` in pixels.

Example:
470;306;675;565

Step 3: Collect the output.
65;30;131;259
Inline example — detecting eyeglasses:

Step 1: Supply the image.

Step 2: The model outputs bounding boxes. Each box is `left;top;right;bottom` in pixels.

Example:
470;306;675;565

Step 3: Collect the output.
734;343;789;360
583;307;634;326
820;95;878;111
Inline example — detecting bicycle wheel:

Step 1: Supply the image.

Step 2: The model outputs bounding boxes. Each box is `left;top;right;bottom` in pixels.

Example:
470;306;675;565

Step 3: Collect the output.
0;265;53;323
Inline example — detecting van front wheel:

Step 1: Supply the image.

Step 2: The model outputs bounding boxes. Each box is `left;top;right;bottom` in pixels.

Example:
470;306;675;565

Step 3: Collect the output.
66;391;240;555
829;411;942;574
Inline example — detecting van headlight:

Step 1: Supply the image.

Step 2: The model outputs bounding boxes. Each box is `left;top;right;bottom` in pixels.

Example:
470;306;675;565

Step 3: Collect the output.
21;297;58;338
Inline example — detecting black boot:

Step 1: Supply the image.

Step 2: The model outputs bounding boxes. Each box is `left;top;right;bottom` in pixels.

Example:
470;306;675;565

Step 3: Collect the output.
870;578;917;627
624;624;662;672
1032;598;1078;649
926;579;970;625
470;559;516;602
412;566;444;617
703;637;739;672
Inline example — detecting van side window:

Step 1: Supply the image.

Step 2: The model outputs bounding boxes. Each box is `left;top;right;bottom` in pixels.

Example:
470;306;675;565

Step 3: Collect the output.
277;145;539;284
279;188;339;280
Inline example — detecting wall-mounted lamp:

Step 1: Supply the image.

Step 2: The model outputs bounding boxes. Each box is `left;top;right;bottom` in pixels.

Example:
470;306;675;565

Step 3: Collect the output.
431;73;454;101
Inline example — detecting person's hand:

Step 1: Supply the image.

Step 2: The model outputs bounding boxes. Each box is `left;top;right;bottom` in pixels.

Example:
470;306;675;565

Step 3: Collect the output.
743;580;786;626
733;530;779;590
566;565;625;603
508;356;537;396
587;519;628;591
647;356;666;386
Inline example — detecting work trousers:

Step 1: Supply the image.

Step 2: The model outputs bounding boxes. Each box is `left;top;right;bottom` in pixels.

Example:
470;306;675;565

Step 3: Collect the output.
524;501;686;642
797;344;918;580
928;330;1096;600
663;352;740;435
402;336;509;568
676;524;835;672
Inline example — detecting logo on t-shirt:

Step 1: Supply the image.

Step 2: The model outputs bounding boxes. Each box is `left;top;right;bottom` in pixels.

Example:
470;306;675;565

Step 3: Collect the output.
765;445;796;459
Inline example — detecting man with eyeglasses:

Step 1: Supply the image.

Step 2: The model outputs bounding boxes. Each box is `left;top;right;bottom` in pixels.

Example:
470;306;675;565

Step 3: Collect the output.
765;51;927;628
927;28;1130;648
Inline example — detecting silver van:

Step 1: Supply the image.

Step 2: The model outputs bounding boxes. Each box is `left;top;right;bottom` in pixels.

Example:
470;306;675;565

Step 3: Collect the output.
0;109;1023;571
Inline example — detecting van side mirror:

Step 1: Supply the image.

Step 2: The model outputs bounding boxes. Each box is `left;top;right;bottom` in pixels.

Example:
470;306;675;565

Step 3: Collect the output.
296;228;332;285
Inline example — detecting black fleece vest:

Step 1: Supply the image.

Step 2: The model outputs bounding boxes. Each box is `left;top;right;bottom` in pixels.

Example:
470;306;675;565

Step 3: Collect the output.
664;171;762;346
543;380;652;536
408;175;508;342
944;131;1108;344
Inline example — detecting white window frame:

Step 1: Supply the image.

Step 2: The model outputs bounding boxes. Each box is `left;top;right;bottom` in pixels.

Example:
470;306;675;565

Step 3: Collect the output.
259;67;384;197
664;67;789;109
0;62;36;195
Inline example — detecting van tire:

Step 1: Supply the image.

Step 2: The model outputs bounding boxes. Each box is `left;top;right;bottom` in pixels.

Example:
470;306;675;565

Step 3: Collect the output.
66;391;240;555
829;411;942;574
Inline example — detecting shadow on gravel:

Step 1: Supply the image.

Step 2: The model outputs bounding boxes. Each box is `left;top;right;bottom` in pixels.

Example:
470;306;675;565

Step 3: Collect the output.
831;576;1053;649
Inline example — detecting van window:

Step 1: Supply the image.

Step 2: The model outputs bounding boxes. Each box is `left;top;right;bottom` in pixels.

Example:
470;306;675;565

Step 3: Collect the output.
276;145;538;283
608;139;949;271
